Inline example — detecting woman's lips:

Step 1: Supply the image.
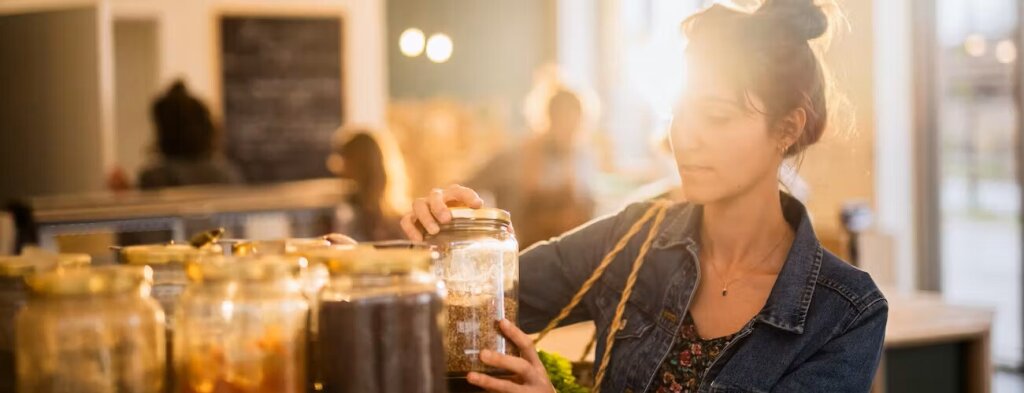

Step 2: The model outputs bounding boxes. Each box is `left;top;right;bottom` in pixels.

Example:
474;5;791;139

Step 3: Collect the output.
680;164;713;173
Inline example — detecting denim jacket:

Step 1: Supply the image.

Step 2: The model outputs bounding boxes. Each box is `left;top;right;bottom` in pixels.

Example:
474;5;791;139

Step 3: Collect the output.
518;194;888;392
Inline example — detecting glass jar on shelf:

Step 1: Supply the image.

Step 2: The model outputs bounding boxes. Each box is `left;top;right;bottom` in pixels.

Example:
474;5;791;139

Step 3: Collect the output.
1;255;91;393
293;244;355;393
16;265;165;393
425;208;519;380
175;255;309;393
121;243;217;393
227;238;332;304
313;246;446;393
120;244;209;324
228;238;331;257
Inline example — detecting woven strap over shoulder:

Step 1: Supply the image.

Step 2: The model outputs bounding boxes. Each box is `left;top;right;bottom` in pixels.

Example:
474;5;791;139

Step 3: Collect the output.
534;200;672;392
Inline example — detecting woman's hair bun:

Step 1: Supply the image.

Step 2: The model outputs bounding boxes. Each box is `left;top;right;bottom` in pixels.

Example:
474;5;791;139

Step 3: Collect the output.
756;0;829;41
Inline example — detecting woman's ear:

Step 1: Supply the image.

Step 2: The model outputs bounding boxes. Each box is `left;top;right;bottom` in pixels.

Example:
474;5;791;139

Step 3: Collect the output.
776;108;807;153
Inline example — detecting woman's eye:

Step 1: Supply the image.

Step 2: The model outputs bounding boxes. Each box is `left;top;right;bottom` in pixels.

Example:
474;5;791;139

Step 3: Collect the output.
703;112;731;124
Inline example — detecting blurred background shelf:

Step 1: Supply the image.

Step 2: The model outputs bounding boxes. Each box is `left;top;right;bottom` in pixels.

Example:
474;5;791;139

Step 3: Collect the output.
25;179;353;264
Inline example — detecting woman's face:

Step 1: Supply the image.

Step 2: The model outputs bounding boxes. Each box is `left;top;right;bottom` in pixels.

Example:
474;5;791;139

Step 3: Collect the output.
670;66;784;204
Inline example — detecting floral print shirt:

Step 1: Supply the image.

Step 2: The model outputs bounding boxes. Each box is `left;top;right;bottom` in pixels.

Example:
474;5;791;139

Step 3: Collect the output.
650;313;737;393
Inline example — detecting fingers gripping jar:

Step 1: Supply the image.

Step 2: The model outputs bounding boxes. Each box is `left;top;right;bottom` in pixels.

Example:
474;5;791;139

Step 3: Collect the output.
425;208;519;379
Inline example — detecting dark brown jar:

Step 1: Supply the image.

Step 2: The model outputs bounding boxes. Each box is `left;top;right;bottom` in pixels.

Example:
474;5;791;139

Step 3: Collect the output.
314;247;446;393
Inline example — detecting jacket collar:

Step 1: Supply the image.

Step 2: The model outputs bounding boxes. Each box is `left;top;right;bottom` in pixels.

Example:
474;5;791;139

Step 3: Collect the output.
653;193;822;334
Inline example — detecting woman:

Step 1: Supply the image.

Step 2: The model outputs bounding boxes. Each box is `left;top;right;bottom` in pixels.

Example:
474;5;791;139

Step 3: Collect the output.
328;128;411;242
138;81;243;189
467;86;597;248
402;0;887;392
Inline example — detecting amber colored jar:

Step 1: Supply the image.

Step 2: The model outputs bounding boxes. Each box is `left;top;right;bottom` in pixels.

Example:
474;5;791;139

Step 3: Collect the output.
175;255;309;393
120;244;210;324
1;254;92;392
16;265;166;393
122;243;224;393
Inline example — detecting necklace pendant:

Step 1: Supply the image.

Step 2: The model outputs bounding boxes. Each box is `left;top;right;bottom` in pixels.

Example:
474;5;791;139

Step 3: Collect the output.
722;288;728;296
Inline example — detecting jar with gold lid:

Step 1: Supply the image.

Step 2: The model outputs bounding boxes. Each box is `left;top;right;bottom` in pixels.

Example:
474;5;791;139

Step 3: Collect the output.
0;254;92;393
227;237;332;304
425;207;519;380
175;255;309;393
312;246;446;393
119;244;220;322
15;265;165;393
228;237;330;257
120;244;216;393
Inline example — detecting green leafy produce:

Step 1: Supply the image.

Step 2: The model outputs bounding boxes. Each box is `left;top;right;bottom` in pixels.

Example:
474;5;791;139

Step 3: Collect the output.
538;350;589;393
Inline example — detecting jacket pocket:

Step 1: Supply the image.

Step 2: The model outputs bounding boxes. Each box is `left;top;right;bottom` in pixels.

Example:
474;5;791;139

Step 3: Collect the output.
593;287;658;391
614;308;655;339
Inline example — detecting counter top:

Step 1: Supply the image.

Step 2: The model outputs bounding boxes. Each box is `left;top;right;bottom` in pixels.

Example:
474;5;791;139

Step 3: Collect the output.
881;288;993;348
28;178;354;223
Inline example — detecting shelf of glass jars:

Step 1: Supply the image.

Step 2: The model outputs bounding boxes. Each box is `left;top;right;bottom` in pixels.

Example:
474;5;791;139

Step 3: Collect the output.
1;211;520;393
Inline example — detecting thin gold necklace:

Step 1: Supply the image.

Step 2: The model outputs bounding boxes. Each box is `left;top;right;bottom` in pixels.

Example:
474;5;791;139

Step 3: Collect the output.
706;234;788;296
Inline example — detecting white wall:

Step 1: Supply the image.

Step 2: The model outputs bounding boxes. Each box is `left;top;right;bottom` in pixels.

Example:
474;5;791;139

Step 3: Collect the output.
873;0;917;292
113;18;159;178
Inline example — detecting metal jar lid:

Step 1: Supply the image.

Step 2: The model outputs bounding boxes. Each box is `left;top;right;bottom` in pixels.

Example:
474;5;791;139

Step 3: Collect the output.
0;253;91;278
121;244;203;266
26;265;152;297
230;238;332;257
186;254;304;283
307;246;434;276
448;208;512;225
0;257;51;278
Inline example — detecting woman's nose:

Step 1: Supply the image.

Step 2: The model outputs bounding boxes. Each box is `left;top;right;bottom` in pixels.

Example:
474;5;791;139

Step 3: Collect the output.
670;115;702;152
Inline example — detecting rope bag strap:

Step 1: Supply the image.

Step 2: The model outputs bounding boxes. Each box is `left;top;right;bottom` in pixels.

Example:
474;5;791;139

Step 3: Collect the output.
533;200;672;392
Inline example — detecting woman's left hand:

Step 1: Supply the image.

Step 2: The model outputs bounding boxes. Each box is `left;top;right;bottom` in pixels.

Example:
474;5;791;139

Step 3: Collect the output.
323;233;358;246
467;319;555;393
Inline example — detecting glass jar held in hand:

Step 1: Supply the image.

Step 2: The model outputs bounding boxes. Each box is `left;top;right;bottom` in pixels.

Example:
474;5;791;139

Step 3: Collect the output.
401;185;554;393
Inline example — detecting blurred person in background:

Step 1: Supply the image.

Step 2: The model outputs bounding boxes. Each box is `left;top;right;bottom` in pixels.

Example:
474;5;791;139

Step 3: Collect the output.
467;84;597;248
402;0;887;392
138;80;243;189
327;127;411;242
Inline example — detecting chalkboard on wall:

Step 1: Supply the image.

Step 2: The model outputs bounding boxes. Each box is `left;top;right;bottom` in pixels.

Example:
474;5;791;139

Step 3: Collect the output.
220;16;343;183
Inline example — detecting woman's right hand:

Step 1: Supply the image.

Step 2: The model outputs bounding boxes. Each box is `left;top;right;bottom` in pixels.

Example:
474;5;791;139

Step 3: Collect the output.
400;184;485;241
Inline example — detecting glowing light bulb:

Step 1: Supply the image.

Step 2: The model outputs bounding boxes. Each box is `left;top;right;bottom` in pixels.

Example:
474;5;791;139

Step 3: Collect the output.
399;28;426;57
426;33;453;63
